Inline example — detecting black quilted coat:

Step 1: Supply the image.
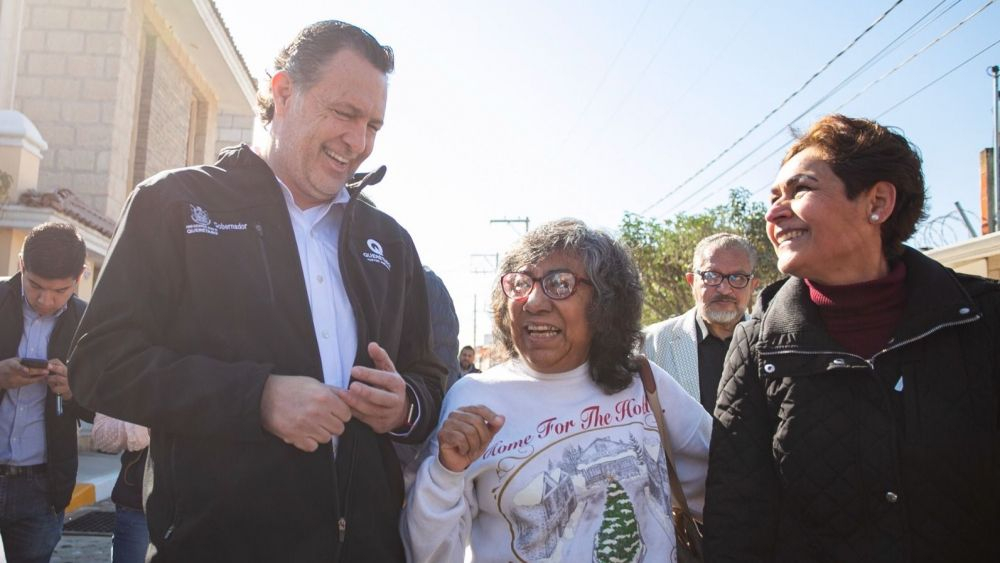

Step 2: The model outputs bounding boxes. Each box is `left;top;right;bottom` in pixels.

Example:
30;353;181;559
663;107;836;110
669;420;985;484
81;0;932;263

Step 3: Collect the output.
704;247;1000;562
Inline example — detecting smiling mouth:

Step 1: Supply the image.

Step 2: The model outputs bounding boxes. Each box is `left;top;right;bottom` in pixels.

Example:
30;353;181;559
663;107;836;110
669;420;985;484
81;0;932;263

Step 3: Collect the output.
323;148;349;166
525;323;561;337
776;229;807;244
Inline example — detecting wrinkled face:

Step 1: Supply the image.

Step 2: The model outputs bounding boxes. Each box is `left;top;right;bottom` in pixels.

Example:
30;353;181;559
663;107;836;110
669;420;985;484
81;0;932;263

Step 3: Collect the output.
687;247;757;329
767;146;879;283
21;269;78;317
507;252;593;374
459;348;475;369
268;49;387;208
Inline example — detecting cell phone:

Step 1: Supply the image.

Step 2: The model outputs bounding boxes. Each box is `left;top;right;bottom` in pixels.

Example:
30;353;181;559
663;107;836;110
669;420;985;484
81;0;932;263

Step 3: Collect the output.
20;357;49;369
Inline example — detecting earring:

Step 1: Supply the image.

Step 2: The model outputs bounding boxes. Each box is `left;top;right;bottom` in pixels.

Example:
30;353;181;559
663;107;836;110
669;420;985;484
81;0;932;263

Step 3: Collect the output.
869;213;880;223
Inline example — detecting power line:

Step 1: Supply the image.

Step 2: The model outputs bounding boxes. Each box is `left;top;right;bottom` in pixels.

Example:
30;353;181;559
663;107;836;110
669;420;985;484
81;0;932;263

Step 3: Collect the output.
877;36;1000;118
676;34;1000;217
554;0;654;157
669;0;957;215
673;0;993;216
681;137;795;215
628;3;760;156
639;0;905;215
567;0;694;172
572;0;697;161
835;0;996;112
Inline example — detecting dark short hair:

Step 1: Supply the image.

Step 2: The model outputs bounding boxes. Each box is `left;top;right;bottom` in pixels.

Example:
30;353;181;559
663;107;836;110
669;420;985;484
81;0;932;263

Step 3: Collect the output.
21;222;86;280
491;219;643;394
460;345;475;354
783;114;927;258
257;20;394;126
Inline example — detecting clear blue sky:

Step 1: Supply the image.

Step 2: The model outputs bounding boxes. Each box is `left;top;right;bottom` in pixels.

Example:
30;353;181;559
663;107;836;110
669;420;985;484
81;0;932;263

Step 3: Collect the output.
214;0;1000;348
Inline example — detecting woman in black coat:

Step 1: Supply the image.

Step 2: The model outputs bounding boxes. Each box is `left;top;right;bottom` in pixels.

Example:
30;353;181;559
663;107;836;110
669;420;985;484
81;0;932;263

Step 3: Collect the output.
703;114;1000;562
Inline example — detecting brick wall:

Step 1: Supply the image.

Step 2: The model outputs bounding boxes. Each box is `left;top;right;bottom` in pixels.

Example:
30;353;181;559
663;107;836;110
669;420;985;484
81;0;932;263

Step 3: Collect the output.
14;0;143;220
14;0;253;220
131;32;194;182
215;111;254;156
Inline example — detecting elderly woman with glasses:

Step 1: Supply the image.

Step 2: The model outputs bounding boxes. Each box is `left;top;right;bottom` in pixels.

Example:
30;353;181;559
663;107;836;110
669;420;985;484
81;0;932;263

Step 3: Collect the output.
704;115;1000;562
402;219;711;562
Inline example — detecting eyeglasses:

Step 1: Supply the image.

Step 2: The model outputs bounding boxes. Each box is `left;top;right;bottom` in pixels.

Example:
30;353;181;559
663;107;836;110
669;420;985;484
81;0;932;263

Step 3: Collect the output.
695;270;754;289
500;271;593;301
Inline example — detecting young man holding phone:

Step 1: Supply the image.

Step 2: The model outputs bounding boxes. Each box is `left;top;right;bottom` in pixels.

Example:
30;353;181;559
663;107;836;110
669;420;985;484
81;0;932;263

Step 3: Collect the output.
0;222;90;562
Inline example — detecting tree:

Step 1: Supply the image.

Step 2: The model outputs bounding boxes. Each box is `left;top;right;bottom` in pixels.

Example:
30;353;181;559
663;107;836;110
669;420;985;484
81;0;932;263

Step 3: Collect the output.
593;477;644;563
619;188;781;326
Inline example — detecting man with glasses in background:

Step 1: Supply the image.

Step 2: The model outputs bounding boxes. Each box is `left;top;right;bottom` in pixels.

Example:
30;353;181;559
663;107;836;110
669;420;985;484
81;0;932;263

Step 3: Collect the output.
643;233;759;412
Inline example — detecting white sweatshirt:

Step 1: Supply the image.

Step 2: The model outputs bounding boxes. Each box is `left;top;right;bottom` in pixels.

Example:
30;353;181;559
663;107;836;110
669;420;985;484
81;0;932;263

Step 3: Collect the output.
402;359;711;563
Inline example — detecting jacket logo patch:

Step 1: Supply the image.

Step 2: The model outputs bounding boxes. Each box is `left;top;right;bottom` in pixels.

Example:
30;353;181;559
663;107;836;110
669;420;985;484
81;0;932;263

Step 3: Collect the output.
185;204;248;236
363;238;391;271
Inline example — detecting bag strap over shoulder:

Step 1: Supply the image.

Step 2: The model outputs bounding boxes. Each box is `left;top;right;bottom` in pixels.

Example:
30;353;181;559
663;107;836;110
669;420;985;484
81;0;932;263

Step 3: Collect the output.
636;356;694;515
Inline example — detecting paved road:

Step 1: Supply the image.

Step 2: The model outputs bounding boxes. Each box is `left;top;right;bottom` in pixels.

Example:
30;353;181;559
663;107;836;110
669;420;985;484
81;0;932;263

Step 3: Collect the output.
52;501;114;563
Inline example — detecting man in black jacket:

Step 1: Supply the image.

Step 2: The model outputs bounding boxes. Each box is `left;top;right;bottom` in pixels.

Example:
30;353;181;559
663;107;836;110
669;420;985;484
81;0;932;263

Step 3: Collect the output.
69;21;444;562
0;222;90;562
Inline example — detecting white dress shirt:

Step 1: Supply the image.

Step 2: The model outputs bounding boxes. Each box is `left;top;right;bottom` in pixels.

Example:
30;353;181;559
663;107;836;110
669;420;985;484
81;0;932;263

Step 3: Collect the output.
276;180;358;391
275;176;417;441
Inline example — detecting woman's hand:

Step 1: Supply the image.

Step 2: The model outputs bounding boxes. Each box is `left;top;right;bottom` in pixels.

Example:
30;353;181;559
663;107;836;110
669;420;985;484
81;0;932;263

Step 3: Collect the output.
437;405;505;472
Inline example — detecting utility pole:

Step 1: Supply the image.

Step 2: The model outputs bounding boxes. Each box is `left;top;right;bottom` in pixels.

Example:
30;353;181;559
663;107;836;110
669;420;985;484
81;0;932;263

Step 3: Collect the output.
490;217;530;233
470;253;499;274
990;65;1000;232
469;253;498;347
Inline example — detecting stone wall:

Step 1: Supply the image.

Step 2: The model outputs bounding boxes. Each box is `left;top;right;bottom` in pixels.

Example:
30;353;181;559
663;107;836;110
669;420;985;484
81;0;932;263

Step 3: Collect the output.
132;31;195;182
14;0;143;219
12;0;254;221
215;111;254;156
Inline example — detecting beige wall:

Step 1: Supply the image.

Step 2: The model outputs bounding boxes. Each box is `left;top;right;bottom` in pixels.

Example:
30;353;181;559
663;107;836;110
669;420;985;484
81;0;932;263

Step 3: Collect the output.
215;111;254;156
0;229;26;276
13;0;254;223
132;30;196;181
924;232;1000;281
14;0;144;220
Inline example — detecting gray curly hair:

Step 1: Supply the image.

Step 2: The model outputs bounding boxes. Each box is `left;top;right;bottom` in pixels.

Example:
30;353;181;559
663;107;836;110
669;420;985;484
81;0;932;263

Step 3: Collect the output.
491;219;643;394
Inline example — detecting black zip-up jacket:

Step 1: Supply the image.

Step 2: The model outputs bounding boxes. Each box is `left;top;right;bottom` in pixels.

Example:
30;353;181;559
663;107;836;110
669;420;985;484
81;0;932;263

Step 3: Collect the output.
68;145;445;562
0;273;91;511
704;247;1000;562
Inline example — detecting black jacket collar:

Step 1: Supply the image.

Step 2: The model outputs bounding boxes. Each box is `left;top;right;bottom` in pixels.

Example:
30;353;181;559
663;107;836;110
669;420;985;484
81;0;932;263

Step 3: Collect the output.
756;247;979;355
214;144;386;205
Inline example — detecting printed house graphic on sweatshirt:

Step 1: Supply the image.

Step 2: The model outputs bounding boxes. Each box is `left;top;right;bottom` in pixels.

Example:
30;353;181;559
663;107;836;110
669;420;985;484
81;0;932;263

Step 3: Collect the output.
512;462;579;559
577;438;641;486
507;433;668;560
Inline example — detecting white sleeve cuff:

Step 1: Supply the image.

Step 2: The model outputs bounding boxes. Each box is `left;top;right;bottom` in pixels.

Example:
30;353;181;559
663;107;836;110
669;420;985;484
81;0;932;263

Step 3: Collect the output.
389;382;421;438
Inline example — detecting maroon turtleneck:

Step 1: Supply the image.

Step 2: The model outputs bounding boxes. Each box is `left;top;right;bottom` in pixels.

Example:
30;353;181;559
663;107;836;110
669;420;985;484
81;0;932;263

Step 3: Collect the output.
804;260;907;359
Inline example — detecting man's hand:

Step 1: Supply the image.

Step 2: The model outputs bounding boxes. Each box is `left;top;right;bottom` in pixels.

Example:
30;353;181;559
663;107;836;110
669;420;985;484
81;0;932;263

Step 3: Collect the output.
437;405;505;472
46;359;72;400
261;375;351;452
0;357;48;390
338;342;409;434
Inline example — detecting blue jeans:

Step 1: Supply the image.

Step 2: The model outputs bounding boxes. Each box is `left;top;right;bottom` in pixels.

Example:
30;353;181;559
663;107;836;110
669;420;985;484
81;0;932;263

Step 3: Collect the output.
112;504;150;563
0;473;64;563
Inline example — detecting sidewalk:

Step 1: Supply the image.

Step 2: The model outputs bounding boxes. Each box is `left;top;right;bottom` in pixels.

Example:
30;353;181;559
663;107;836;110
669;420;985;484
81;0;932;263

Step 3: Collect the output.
67;450;121;512
49;451;121;562
53;500;114;562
